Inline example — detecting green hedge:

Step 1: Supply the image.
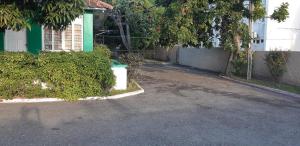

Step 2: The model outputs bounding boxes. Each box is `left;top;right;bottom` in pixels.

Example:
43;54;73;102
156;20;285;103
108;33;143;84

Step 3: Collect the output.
0;50;115;100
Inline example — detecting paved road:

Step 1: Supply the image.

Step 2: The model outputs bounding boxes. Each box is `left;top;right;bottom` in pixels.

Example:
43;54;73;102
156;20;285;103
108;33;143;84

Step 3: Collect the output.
0;63;300;146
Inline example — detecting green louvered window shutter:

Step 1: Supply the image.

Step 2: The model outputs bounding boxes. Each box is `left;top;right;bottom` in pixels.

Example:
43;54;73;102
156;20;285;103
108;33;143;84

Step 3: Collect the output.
27;23;42;54
0;32;4;52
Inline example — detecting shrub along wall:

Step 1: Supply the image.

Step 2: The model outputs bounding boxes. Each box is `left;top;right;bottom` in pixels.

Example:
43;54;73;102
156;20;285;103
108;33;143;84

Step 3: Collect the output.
0;50;115;100
253;51;300;86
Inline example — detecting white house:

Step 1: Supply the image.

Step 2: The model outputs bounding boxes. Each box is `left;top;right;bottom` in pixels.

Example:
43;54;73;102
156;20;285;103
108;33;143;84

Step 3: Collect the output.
252;0;300;51
0;0;113;54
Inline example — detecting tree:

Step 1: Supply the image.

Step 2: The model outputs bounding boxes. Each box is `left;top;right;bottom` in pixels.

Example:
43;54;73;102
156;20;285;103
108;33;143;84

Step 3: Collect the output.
0;0;85;32
247;1;289;80
102;0;289;67
156;0;289;77
104;0;164;51
157;0;215;48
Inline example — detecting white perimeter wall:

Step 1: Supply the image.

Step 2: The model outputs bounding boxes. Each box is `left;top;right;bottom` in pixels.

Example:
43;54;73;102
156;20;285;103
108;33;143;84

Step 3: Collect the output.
253;51;300;86
178;47;230;73
176;48;300;86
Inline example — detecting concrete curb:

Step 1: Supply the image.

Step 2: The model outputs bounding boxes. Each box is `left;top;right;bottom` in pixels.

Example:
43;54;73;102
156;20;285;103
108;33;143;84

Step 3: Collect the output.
220;75;300;99
0;81;144;104
144;59;172;65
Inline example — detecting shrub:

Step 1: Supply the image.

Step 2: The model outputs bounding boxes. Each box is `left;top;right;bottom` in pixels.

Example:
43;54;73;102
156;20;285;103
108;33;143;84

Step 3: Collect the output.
93;44;112;58
0;53;39;98
119;53;144;81
265;51;289;81
231;51;248;77
0;51;115;100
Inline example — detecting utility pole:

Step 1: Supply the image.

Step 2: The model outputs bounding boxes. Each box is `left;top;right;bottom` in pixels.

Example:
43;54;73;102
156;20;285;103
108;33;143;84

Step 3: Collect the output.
247;0;254;80
126;21;132;52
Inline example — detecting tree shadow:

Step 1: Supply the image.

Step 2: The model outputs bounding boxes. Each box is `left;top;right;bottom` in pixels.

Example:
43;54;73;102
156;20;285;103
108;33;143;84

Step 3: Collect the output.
0;106;45;145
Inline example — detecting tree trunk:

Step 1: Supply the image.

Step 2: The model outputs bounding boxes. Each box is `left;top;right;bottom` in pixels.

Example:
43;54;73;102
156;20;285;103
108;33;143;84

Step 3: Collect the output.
247;0;254;80
113;14;131;52
225;34;241;76
125;22;132;52
234;34;241;53
225;51;234;76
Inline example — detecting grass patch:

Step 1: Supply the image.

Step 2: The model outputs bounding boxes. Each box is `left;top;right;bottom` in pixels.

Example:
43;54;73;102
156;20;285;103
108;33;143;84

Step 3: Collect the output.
233;76;300;94
109;81;141;96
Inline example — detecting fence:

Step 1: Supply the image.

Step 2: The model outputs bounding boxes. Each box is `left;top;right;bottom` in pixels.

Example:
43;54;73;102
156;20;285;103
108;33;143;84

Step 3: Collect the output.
157;46;300;86
178;47;230;73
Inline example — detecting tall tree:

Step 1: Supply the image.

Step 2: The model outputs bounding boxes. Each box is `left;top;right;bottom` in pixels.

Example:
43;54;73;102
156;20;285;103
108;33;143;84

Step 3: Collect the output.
246;1;289;80
105;0;164;51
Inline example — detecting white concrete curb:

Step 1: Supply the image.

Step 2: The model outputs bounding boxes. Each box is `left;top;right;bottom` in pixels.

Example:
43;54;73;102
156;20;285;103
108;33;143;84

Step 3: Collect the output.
0;81;144;104
220;75;300;99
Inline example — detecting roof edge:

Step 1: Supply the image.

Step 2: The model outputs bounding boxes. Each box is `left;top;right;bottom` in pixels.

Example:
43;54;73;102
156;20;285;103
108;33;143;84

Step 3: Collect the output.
86;0;114;10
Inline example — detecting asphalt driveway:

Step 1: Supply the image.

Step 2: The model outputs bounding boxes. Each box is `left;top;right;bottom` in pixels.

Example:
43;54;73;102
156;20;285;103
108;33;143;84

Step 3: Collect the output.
0;63;300;146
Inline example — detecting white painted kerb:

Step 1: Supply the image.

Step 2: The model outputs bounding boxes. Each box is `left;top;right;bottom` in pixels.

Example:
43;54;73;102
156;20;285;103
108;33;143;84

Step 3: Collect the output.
0;81;144;104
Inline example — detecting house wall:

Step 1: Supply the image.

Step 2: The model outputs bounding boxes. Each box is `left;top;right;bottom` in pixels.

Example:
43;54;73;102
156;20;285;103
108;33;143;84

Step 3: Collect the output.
83;11;94;52
266;0;300;51
252;18;266;51
252;0;267;51
1;22;42;54
253;0;300;51
4;29;27;52
2;13;90;54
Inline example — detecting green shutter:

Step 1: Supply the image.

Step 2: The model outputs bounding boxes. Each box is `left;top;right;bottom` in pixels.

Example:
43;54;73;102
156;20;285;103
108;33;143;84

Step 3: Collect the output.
0;32;4;52
83;11;94;52
27;22;42;55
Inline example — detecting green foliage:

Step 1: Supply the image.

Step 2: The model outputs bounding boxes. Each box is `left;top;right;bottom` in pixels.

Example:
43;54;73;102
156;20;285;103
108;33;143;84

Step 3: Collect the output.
102;0;289;58
271;3;289;22
38;0;85;30
249;0;267;21
0;4;30;31
0;0;84;31
128;1;165;50
231;51;248;77
119;53;144;81
103;0;164;50
265;51;289;82
0;51;115;100
93;44;112;58
158;0;214;47
155;0;289;51
0;53;39;98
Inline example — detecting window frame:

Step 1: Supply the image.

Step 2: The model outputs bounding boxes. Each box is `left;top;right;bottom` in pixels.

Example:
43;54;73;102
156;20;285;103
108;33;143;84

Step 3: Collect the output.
42;16;84;52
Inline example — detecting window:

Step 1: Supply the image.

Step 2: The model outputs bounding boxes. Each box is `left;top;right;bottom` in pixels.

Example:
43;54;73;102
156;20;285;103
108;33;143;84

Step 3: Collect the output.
65;26;72;50
74;24;82;51
44;27;52;51
256;39;260;44
43;16;83;51
54;31;63;50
